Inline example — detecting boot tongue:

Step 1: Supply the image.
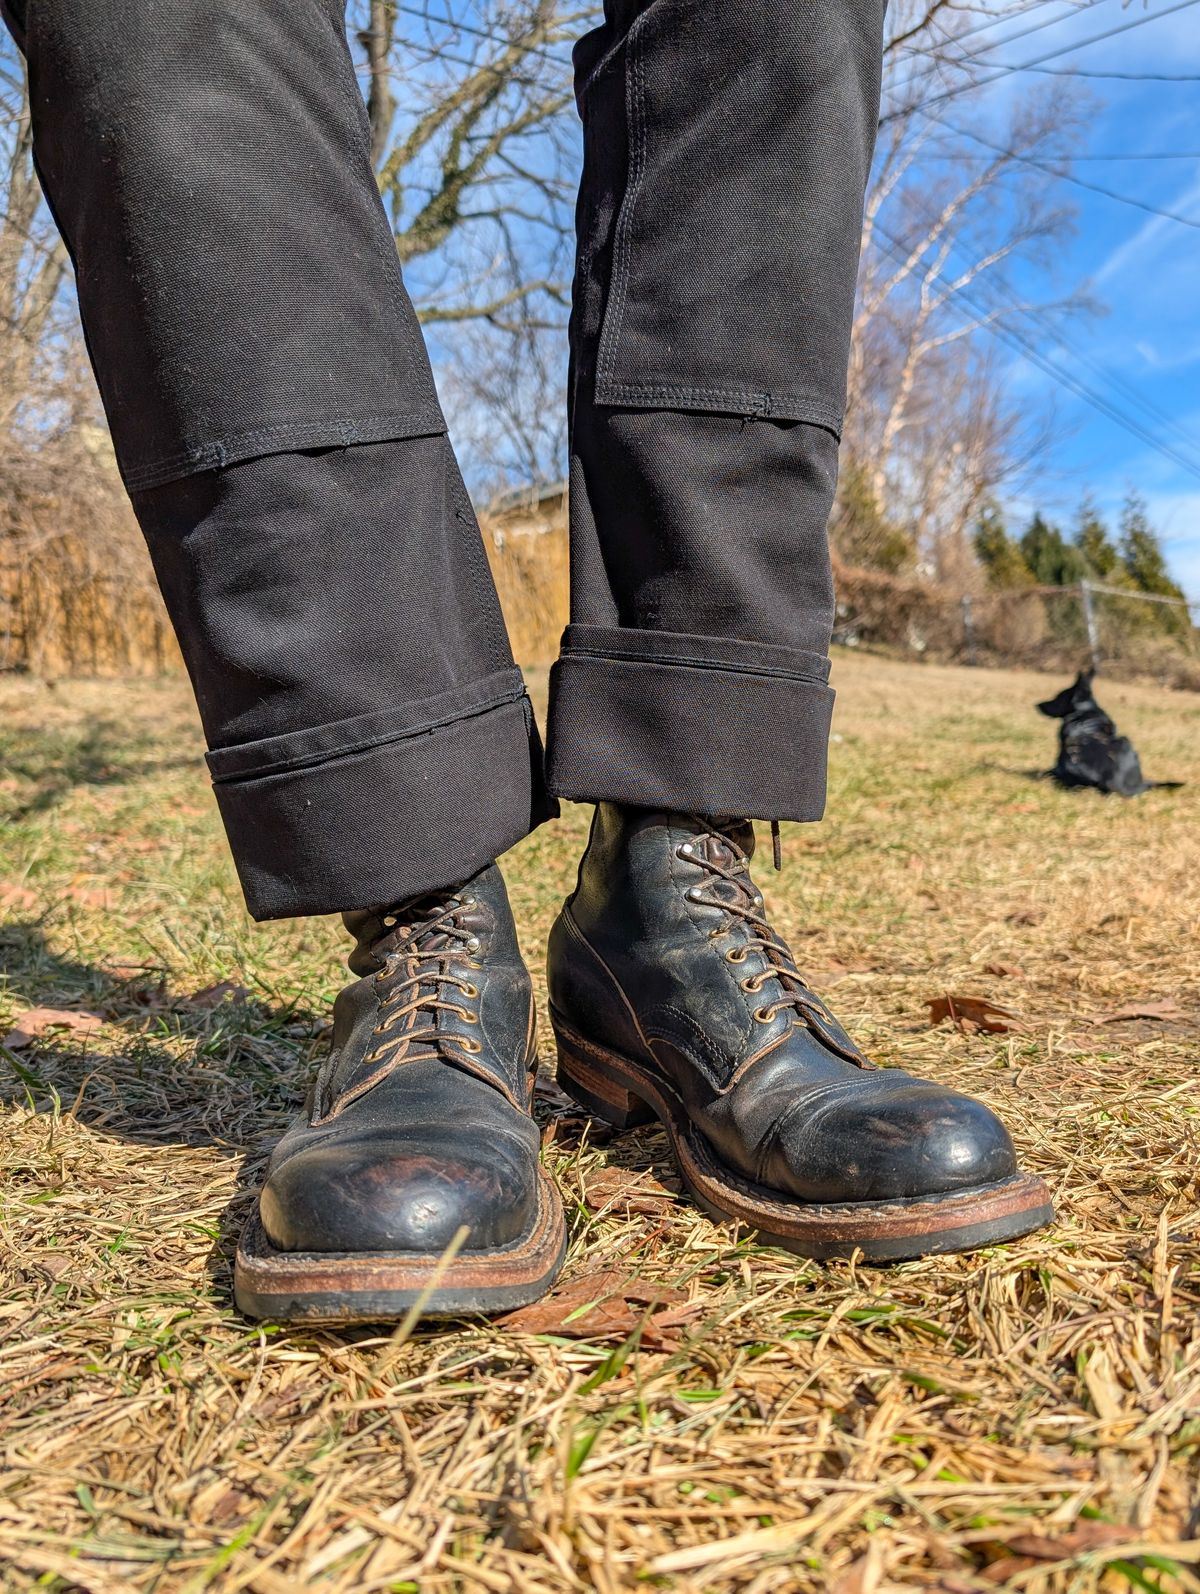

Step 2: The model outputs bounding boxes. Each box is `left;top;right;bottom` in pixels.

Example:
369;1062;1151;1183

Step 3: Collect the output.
382;894;487;960
346;890;486;977
693;816;756;874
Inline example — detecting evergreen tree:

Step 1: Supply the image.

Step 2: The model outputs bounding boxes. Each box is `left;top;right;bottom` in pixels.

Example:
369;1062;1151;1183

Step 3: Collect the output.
1118;492;1186;600
973;502;1033;589
1073;497;1119;579
831;461;914;574
1118;491;1189;639
1020;512;1087;587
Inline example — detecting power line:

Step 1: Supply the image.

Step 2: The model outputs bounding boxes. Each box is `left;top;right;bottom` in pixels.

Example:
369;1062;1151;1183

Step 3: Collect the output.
923;110;1200;230
394;3;577;70
990;63;1200;77
999;296;1200;462
894;0;1105;62
885;0;1200;120
898;219;1200;462
925;149;1200;159
971;0;1200;78
873;222;1200;484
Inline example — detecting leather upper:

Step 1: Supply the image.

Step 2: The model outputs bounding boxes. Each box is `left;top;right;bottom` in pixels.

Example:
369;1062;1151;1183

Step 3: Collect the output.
548;805;1017;1204
260;864;542;1255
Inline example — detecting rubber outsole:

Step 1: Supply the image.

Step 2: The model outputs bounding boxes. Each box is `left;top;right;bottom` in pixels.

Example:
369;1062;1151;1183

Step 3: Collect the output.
233;1168;567;1323
552;1013;1054;1262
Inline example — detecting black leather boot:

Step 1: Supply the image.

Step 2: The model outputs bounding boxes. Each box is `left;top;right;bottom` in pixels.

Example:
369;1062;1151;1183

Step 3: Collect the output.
235;865;565;1321
548;806;1053;1260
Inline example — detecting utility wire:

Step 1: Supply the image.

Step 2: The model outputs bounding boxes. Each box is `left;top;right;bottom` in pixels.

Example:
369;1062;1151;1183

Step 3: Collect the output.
882;192;1200;458
894;0;1105;61
400;0;1087;71
394;2;577;70
937;234;1200;462
926;149;1200;159
996;293;1200;460
885;0;1200;119
924;108;1200;231
991;63;1200;77
873;222;1200;483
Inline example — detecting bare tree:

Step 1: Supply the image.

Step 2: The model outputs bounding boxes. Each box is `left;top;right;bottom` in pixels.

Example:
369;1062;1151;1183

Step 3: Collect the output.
838;0;1096;577
353;0;587;328
0;54;69;433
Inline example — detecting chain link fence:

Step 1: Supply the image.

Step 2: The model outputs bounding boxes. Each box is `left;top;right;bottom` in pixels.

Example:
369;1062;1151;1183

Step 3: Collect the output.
833;564;1199;689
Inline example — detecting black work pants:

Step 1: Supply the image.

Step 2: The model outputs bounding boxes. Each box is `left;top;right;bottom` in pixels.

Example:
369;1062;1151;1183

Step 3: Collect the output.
5;0;884;919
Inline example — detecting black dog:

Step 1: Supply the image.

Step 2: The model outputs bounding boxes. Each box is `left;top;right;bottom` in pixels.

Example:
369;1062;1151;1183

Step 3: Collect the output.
1036;668;1181;796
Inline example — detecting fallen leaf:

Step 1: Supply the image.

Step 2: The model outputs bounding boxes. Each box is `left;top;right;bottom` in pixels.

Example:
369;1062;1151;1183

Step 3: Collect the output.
2;1007;104;1051
582;1166;676;1216
1006;907;1044;926
499;1267;690;1348
209;1489;255;1525
980;1556;1040;1584
34;1254;70;1281
928;994;1028;1035
831;1543;883;1594
61;885;116;911
0;883;39;911
99;959;162;981
186;981;249;1009
984;962;1025;979
540;1113;615;1150
1001;1522;1139;1560
1093;999;1183;1024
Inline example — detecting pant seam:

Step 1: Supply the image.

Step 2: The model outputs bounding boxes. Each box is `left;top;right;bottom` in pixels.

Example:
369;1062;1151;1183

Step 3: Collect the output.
595;8;649;392
208;680;530;786
447;445;509;666
559;646;828;685
590;384;845;432
122;408;447;492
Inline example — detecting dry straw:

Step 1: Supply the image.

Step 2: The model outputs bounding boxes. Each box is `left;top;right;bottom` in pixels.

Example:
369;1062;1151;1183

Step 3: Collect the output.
0;653;1197;1591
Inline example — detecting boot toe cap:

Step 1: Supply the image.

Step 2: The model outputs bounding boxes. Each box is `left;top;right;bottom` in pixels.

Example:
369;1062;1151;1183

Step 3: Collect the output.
259;1132;538;1255
770;1081;1018;1203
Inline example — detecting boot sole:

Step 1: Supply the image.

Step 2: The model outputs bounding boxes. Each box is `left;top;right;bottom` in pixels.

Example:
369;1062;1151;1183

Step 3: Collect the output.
233;1168;567;1323
552;1013;1054;1261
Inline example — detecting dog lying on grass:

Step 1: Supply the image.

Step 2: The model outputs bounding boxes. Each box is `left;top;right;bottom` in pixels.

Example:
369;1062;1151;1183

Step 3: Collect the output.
1037;667;1182;796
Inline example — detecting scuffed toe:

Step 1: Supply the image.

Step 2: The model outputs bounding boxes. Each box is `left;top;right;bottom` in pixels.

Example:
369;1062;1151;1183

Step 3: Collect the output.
259;1128;538;1255
766;1080;1019;1204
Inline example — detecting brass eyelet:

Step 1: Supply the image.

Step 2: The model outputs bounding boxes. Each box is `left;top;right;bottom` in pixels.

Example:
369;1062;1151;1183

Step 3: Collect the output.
461;1038;482;1054
462;984;479;999
463;1010;480;1025
725;947;747;964
754;1005;775;1024
741;975;762;994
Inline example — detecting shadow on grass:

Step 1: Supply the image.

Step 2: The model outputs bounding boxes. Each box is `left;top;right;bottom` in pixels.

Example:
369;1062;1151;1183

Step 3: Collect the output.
0;923;619;1329
0;720;196;821
0;921;321;1312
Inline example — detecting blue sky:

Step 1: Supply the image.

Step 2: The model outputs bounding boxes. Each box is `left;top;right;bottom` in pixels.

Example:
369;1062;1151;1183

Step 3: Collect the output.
954;0;1200;593
6;0;1196;595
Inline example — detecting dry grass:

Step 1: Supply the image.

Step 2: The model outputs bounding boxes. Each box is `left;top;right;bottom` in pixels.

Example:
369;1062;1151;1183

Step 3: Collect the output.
1;653;1198;1593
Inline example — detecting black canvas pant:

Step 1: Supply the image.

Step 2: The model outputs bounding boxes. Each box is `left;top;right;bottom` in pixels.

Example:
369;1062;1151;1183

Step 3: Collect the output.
5;0;884;920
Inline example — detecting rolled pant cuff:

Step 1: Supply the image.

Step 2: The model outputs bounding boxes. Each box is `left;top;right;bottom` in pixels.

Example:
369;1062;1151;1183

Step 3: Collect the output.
545;626;834;820
207;671;556;920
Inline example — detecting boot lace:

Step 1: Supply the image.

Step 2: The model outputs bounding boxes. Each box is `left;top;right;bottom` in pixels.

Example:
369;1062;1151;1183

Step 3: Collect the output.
364;892;484;1065
313;890;511;1123
679;822;870;1066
